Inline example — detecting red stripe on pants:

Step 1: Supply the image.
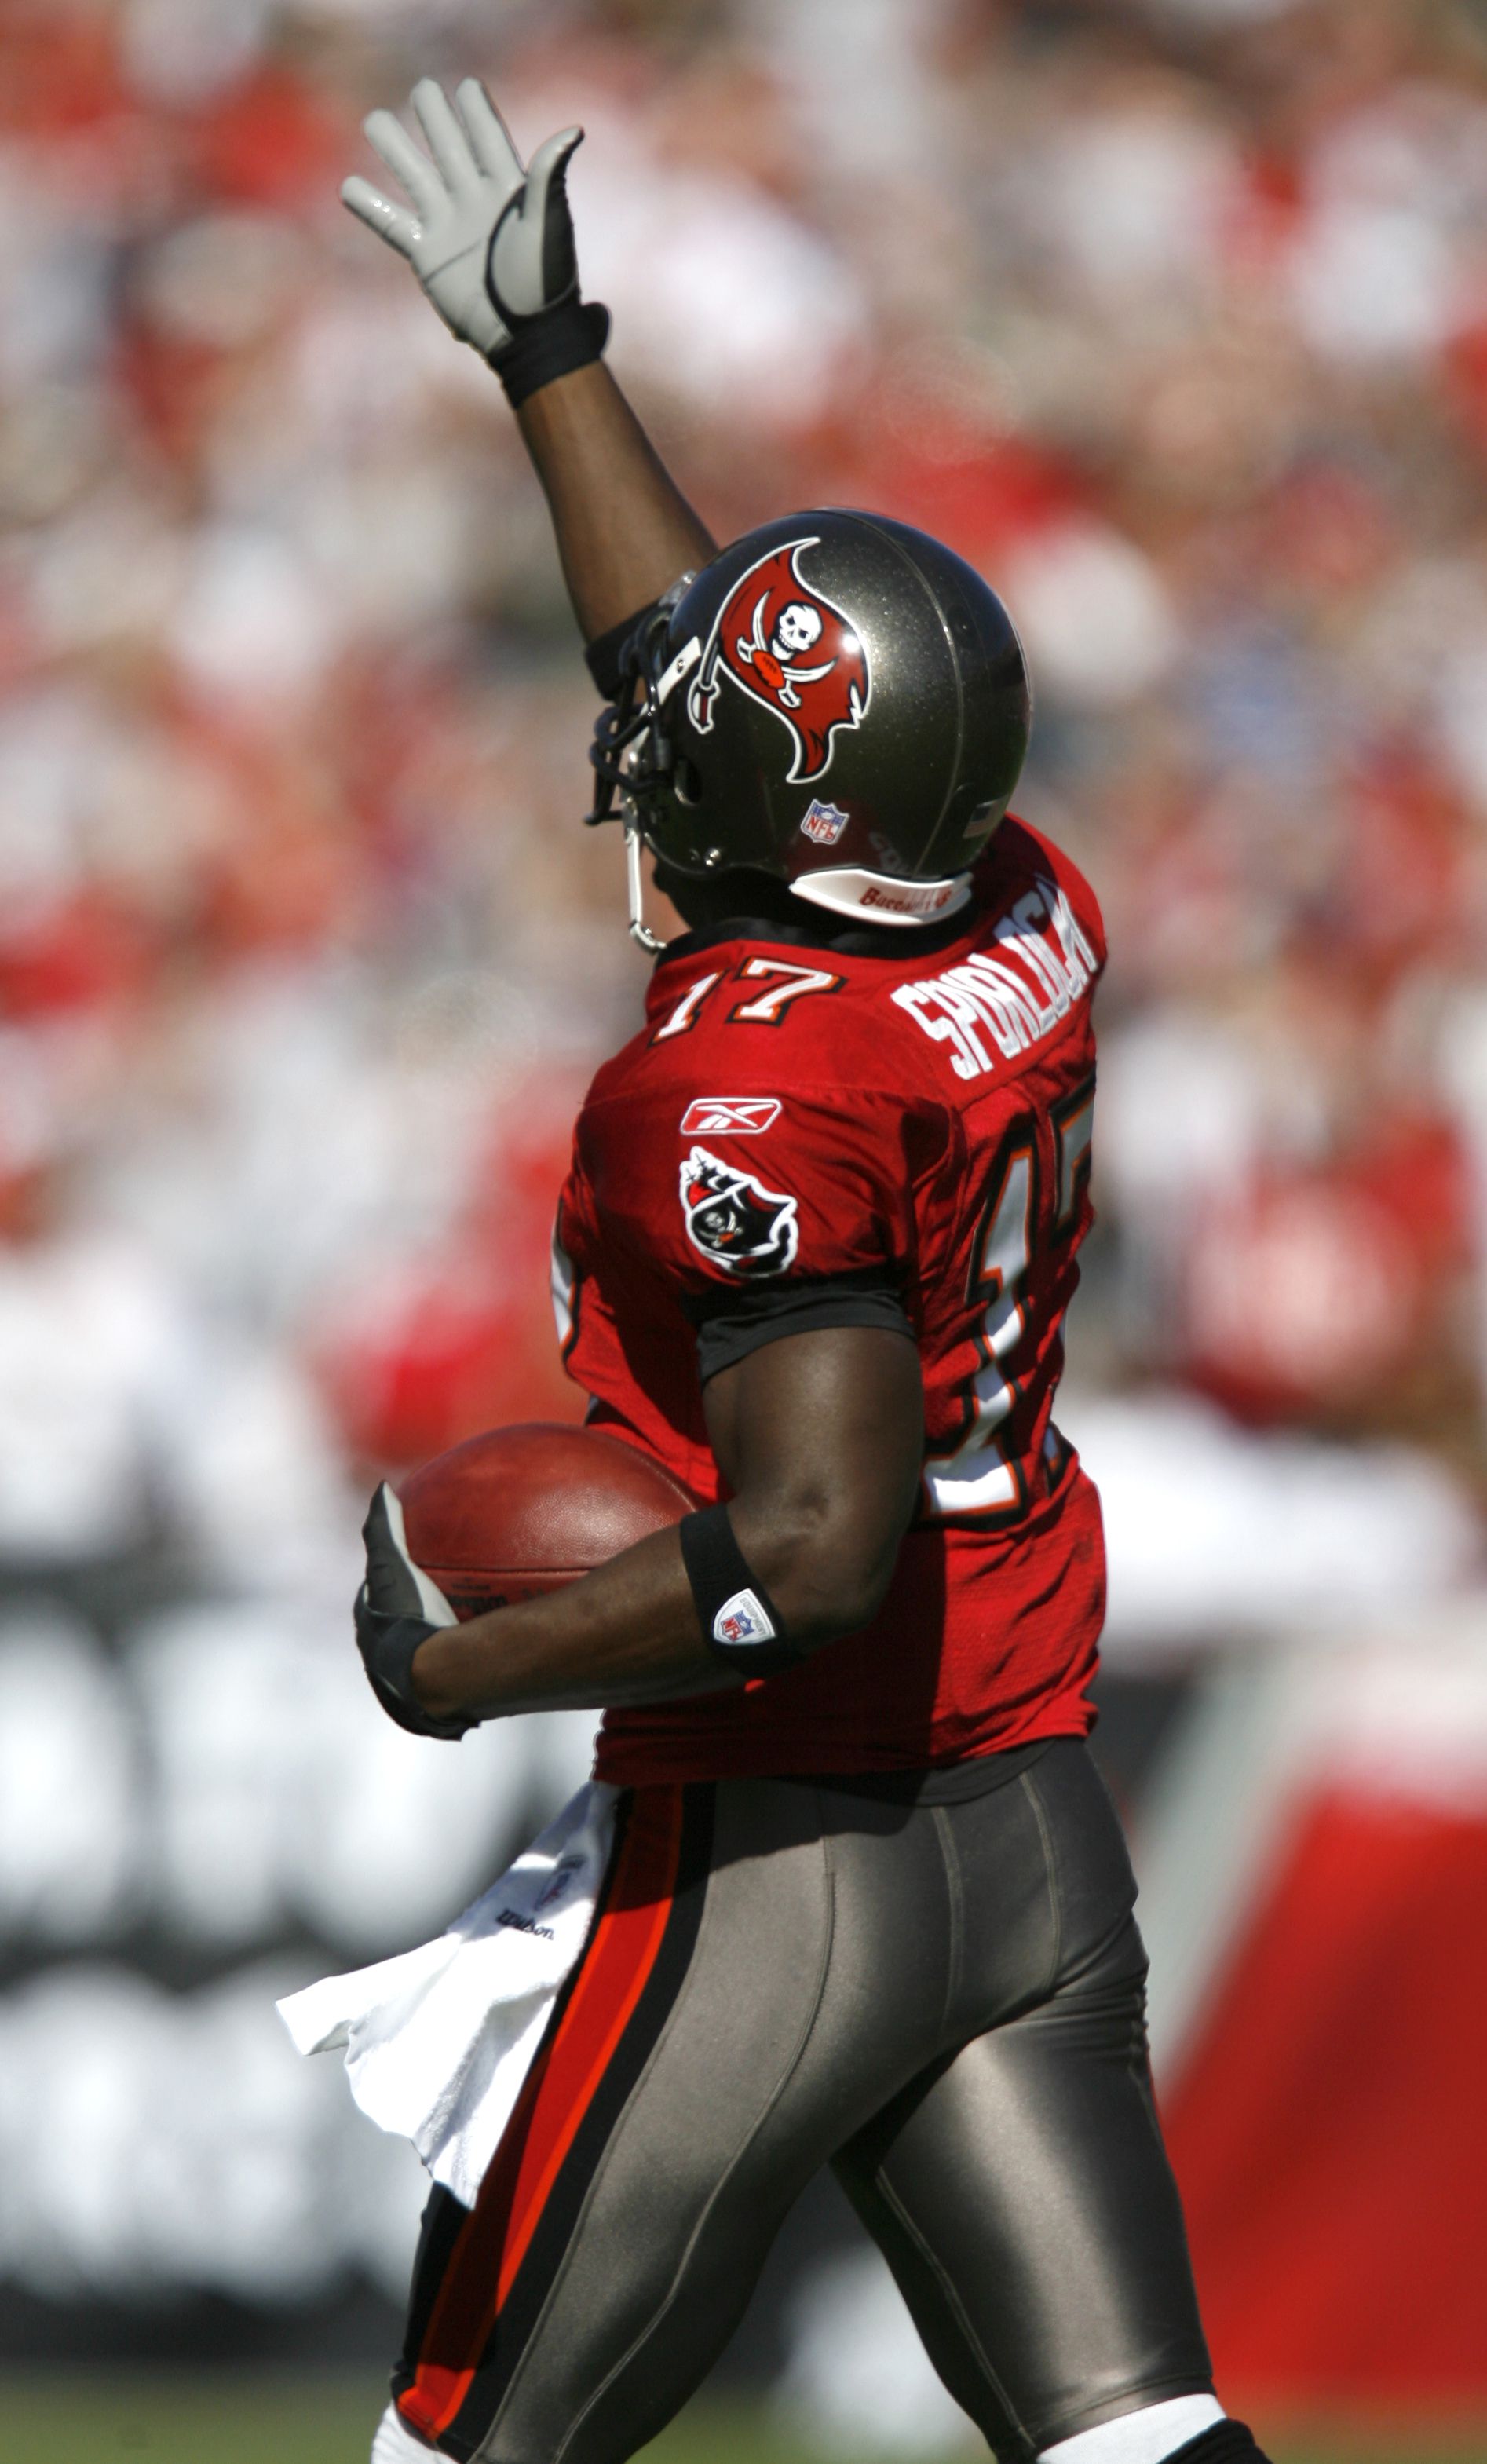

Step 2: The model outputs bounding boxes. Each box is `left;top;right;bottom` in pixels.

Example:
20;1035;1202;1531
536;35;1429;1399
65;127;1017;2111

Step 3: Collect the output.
400;1787;685;2446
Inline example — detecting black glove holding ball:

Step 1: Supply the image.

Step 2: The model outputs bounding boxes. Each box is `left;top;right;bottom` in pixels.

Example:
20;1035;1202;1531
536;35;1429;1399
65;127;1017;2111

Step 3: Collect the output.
354;1483;475;1741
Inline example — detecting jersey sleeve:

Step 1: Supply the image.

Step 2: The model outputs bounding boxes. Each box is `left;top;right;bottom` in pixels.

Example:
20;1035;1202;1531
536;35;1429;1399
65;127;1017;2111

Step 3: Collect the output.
685;1269;914;1383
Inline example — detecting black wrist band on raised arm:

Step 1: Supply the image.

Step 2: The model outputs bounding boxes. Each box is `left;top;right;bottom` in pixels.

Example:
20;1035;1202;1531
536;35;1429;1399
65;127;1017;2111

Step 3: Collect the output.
585;598;660;699
679;1504;802;1677
487;298;610;410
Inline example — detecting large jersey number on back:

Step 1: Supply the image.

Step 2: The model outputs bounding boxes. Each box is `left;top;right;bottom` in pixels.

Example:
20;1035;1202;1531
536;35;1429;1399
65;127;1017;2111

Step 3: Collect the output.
924;1080;1094;1524
651;960;843;1043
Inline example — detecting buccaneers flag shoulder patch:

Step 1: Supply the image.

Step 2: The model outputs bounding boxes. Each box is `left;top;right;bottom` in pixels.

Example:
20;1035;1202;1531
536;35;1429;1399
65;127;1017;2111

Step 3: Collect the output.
679;1146;799;1278
687;539;870;784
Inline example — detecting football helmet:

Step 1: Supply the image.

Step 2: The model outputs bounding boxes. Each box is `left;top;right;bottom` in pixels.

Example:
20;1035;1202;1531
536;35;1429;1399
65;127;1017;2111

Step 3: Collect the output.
588;509;1031;938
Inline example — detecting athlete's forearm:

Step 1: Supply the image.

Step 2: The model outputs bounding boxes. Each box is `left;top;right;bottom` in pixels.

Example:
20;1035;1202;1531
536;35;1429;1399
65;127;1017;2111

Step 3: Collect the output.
361;1327;924;1730
515;362;716;641
410;1523;725;1718
406;1477;902;1721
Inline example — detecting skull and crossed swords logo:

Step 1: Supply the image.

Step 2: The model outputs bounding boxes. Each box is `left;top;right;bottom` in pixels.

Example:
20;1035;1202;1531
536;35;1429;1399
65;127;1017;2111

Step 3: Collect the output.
688;538;871;784
739;598;828;707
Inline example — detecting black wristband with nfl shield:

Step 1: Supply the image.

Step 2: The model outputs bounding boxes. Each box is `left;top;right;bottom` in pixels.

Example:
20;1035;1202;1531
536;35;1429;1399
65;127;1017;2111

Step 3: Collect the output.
679;1504;801;1676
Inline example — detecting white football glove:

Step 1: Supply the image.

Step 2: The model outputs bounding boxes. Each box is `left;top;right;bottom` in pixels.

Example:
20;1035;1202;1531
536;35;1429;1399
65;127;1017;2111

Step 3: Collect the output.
342;75;585;358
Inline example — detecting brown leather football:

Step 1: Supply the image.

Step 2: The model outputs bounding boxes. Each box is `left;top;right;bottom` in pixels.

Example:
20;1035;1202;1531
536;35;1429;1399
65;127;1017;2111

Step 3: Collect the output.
398;1421;695;1620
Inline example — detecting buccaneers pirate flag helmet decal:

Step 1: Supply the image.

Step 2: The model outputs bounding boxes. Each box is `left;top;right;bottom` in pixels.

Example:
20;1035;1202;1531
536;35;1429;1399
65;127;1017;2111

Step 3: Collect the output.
589;508;1032;928
689;539;871;785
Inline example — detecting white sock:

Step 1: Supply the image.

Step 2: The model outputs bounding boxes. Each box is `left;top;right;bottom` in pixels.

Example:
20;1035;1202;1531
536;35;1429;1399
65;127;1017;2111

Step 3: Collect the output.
371;2402;436;2462
1039;2393;1225;2464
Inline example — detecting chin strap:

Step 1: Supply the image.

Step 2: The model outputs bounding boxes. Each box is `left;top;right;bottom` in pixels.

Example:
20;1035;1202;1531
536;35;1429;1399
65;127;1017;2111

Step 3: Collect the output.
626;823;670;952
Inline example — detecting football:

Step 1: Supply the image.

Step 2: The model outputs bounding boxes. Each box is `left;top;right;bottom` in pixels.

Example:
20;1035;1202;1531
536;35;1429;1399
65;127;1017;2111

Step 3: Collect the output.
398;1421;695;1620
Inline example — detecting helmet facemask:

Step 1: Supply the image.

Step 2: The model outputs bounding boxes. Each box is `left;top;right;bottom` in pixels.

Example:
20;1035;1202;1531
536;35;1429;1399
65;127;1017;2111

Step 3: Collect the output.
585;590;695;950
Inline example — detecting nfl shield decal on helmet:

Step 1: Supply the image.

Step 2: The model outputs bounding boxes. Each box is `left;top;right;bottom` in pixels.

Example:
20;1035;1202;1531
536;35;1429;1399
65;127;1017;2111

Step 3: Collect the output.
680;1146;799;1278
799;799;849;846
688;539;870;784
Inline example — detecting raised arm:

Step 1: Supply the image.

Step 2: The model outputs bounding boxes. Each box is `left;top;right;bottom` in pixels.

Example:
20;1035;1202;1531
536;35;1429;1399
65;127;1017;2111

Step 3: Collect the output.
515;364;714;642
354;1324;925;1731
342;76;715;643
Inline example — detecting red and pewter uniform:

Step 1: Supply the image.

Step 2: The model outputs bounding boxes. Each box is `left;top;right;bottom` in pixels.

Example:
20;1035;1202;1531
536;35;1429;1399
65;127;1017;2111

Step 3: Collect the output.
554;816;1109;1787
392;823;1219;2464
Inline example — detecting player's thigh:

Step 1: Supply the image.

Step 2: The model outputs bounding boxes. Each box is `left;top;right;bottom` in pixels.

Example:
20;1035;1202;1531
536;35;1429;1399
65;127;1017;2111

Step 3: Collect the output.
391;1777;944;2464
835;1749;1212;2462
493;1781;962;2464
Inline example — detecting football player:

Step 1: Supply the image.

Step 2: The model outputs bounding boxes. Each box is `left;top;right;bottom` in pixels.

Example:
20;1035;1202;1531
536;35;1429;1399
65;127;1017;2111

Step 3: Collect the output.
344;80;1273;2464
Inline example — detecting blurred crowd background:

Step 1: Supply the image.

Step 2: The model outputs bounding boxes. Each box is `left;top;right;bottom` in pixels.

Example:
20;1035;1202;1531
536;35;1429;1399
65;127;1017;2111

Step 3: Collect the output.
4;0;1487;2437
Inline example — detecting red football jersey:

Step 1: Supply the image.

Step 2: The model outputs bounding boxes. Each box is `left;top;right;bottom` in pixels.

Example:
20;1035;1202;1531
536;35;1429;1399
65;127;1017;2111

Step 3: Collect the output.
554;817;1108;1785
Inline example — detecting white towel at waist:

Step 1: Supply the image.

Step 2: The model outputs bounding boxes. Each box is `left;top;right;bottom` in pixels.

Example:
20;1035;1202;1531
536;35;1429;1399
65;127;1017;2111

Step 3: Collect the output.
277;1780;618;2210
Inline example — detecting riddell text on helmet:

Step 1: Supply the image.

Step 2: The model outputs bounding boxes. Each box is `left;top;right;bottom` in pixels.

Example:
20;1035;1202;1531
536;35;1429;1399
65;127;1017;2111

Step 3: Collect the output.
860;879;960;916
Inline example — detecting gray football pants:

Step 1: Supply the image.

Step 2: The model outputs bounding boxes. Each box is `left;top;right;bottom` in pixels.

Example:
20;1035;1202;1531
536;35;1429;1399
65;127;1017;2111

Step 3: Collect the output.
387;1741;1213;2464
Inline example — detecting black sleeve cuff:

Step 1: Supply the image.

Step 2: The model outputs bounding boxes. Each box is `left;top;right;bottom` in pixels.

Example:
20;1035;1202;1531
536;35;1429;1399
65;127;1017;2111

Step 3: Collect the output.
584;601;660;699
684;1270;915;1384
